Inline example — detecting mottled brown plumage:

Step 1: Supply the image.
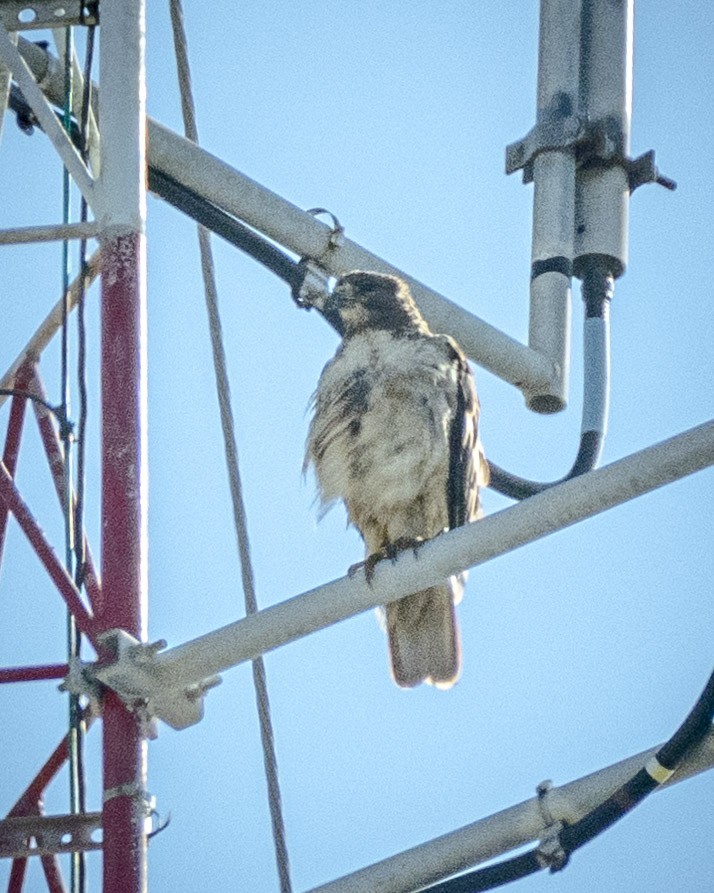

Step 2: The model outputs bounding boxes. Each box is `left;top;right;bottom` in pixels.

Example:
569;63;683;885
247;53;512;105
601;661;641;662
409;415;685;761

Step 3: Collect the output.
305;271;487;688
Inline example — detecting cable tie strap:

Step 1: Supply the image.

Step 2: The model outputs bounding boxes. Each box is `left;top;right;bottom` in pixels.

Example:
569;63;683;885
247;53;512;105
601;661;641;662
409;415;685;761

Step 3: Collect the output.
534;780;569;872
644;756;674;785
292;258;331;310
306;207;345;252
103;782;155;813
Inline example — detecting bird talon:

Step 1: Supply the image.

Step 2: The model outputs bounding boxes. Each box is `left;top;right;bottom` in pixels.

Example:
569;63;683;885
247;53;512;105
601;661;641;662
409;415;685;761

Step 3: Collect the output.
348;554;381;585
384;544;401;565
348;560;364;579
389;536;425;560
363;553;382;584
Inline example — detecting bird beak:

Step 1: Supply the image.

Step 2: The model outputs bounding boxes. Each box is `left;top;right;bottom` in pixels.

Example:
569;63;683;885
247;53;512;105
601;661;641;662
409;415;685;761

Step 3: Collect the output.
291;260;345;336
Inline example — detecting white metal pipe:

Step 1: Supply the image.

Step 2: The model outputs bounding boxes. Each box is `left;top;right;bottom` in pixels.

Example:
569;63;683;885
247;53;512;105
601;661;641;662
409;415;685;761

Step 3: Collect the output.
526;0;581;412
16;35;69;102
535;0;582;133
579;0;633;149
575;163;629;276
574;0;633;277
527;265;571;413
98;9;146;236
306;728;714;893
152;420;714;692
531;152;577;265
0;21;94;206
0;221;99;244
147;120;556;396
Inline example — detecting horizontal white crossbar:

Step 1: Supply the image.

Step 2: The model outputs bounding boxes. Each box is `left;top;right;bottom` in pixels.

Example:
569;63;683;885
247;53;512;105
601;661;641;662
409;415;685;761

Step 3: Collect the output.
0;221;99;244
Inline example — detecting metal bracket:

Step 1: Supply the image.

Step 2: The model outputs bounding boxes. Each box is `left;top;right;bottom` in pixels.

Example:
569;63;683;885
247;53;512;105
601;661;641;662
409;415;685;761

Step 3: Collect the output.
622;148;677;193
507;106;676;193
506;92;585;179
0;2;98;31
292;209;343;314
291;257;331;310
306;207;345;252
88;629;222;732
0;812;102;859
0;0;99;31
58;656;103;720
575;117;677;193
534;780;568;872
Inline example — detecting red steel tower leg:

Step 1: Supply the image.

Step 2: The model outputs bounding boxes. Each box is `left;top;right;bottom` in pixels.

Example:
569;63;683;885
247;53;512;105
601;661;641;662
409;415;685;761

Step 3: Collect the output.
96;2;148;892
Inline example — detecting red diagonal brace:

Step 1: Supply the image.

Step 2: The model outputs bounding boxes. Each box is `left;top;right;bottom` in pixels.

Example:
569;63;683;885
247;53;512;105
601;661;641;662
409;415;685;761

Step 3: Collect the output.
7;856;28;893
9;709;96;820
0;462;97;647
39;853;67;893
29;367;103;615
6;709;95;893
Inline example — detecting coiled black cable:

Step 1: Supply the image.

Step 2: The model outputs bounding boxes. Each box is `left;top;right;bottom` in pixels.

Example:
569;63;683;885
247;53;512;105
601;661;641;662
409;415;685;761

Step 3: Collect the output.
489;261;613;500
147;167;301;291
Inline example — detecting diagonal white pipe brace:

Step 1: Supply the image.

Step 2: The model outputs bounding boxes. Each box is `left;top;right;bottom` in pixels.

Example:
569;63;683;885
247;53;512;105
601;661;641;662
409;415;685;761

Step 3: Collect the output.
305;728;714;893
51;28;101;176
0;22;94;205
150;419;713;693
0;28;16;144
147;121;556;395
0;248;102;407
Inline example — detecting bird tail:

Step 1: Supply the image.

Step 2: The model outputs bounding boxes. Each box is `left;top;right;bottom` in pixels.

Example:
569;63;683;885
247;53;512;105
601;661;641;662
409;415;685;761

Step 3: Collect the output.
385;581;461;689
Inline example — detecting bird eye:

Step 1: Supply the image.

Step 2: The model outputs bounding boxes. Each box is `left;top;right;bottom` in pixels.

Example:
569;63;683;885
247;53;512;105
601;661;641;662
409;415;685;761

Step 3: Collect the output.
332;284;351;302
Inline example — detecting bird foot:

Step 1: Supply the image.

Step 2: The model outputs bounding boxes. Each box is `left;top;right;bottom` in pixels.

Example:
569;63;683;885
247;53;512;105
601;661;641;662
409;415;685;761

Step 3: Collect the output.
348;537;425;585
387;536;425;560
347;553;382;585
348;559;366;579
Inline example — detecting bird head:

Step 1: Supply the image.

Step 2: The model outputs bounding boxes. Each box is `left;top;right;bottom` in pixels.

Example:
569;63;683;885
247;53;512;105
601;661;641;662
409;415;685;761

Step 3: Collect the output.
315;271;431;339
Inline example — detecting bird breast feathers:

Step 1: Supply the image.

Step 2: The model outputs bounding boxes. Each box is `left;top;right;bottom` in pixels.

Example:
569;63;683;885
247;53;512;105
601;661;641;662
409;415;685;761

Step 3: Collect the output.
307;331;461;513
316;331;458;400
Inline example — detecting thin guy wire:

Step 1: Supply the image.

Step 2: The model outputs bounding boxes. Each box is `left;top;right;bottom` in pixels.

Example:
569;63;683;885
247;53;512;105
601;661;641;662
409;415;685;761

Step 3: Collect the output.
74;24;95;595
69;30;95;893
168;4;293;892
59;24;85;893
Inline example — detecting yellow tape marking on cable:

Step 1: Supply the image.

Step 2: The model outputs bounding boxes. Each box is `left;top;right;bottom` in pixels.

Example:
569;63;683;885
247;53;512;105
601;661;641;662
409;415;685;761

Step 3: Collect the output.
645;756;674;784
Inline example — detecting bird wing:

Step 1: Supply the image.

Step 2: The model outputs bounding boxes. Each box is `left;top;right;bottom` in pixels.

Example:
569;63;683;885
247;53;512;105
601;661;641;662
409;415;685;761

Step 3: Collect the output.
441;336;488;531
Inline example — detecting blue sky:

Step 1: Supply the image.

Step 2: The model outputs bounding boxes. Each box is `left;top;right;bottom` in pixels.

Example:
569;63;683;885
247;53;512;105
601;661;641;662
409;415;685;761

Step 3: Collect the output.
1;3;712;892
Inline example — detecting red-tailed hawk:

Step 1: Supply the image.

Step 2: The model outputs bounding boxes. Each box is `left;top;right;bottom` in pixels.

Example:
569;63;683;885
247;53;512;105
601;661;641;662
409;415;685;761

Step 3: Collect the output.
305;271;488;689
